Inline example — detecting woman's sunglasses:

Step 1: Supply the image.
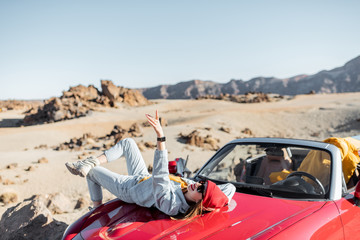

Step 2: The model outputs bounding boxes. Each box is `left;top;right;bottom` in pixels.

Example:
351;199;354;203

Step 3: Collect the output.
197;180;206;195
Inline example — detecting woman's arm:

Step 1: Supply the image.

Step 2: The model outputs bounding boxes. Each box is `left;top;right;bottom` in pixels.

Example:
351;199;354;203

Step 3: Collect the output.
146;110;166;150
152;150;182;215
146;111;183;215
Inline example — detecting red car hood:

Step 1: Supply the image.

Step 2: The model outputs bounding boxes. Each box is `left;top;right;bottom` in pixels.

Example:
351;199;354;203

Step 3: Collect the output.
79;193;325;239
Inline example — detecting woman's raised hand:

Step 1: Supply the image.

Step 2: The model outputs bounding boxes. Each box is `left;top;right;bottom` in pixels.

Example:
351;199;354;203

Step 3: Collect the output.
145;110;164;138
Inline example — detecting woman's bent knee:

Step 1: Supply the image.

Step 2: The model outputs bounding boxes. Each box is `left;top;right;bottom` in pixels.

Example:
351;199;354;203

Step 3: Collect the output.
87;166;102;179
122;138;136;146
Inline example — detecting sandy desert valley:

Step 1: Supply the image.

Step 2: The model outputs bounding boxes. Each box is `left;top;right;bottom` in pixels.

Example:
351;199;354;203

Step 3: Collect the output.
0;91;360;238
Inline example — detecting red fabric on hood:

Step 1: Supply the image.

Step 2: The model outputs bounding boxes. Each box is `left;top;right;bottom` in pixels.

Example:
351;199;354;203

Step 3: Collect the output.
202;180;228;209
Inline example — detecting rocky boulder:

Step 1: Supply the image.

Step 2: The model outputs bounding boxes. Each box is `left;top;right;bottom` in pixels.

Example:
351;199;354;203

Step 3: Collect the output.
53;123;144;152
22;91;96;125
101;80;151;107
62;84;99;101
101;80;121;103
122;88;151;106
22;80;151;126
0;195;68;240
46;192;73;214
179;129;220;151
0;190;18;204
54;132;99;151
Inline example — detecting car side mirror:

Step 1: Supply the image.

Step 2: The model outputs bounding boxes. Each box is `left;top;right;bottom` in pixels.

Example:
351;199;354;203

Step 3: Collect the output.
354;181;360;207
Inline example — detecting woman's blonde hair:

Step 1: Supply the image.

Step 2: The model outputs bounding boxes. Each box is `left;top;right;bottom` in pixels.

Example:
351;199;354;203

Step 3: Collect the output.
171;199;204;220
171;186;208;220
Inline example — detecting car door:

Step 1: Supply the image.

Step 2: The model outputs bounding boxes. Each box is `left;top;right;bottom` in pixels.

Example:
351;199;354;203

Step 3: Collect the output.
335;188;360;239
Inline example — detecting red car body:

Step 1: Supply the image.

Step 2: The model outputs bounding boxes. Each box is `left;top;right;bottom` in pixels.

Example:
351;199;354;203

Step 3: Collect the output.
63;137;360;239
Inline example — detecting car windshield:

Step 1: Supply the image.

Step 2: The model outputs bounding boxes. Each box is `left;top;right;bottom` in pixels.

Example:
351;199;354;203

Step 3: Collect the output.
196;143;331;199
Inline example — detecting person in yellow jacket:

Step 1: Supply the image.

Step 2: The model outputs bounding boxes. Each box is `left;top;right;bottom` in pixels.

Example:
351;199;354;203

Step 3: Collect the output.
269;137;360;186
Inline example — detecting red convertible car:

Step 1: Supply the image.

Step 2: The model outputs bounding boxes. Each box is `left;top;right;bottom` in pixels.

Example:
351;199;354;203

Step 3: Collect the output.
63;136;360;239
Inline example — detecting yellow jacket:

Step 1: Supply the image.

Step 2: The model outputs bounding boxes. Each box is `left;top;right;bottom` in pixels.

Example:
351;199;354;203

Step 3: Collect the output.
324;137;360;183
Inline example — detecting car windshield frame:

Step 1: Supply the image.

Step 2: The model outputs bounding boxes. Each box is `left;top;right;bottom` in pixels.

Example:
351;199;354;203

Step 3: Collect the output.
193;138;343;201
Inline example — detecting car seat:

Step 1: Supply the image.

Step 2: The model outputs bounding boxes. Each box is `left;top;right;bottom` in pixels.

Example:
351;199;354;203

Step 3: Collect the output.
256;148;293;185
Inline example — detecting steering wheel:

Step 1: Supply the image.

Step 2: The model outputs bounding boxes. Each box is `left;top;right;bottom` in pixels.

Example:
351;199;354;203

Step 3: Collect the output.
286;171;326;195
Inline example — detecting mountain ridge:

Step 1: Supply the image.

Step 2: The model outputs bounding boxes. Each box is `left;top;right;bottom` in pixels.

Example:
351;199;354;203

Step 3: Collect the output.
139;55;360;99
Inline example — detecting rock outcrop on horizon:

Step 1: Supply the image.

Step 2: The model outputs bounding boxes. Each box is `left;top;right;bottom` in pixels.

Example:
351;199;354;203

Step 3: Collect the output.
139;55;360;99
22;80;151;126
196;92;290;103
0;100;42;112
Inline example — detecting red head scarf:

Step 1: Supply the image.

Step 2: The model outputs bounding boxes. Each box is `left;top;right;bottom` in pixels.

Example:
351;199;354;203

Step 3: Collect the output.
202;180;228;210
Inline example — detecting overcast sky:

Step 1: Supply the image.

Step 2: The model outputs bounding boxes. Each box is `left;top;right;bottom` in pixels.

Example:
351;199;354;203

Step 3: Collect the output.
1;0;359;100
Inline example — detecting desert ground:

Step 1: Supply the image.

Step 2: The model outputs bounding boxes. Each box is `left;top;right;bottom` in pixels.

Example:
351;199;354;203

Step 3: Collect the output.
0;92;360;226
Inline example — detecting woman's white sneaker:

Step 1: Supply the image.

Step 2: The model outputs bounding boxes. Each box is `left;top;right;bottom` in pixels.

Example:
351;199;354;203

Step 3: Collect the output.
65;156;100;177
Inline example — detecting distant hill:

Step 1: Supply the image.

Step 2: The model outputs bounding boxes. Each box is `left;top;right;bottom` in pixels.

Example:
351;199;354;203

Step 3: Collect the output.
139;55;360;99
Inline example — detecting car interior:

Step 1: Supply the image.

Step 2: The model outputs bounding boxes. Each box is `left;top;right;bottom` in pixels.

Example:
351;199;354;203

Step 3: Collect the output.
198;143;357;199
198;142;360;200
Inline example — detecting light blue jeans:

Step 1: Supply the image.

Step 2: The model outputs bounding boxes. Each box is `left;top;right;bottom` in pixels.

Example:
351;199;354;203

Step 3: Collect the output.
86;138;150;202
